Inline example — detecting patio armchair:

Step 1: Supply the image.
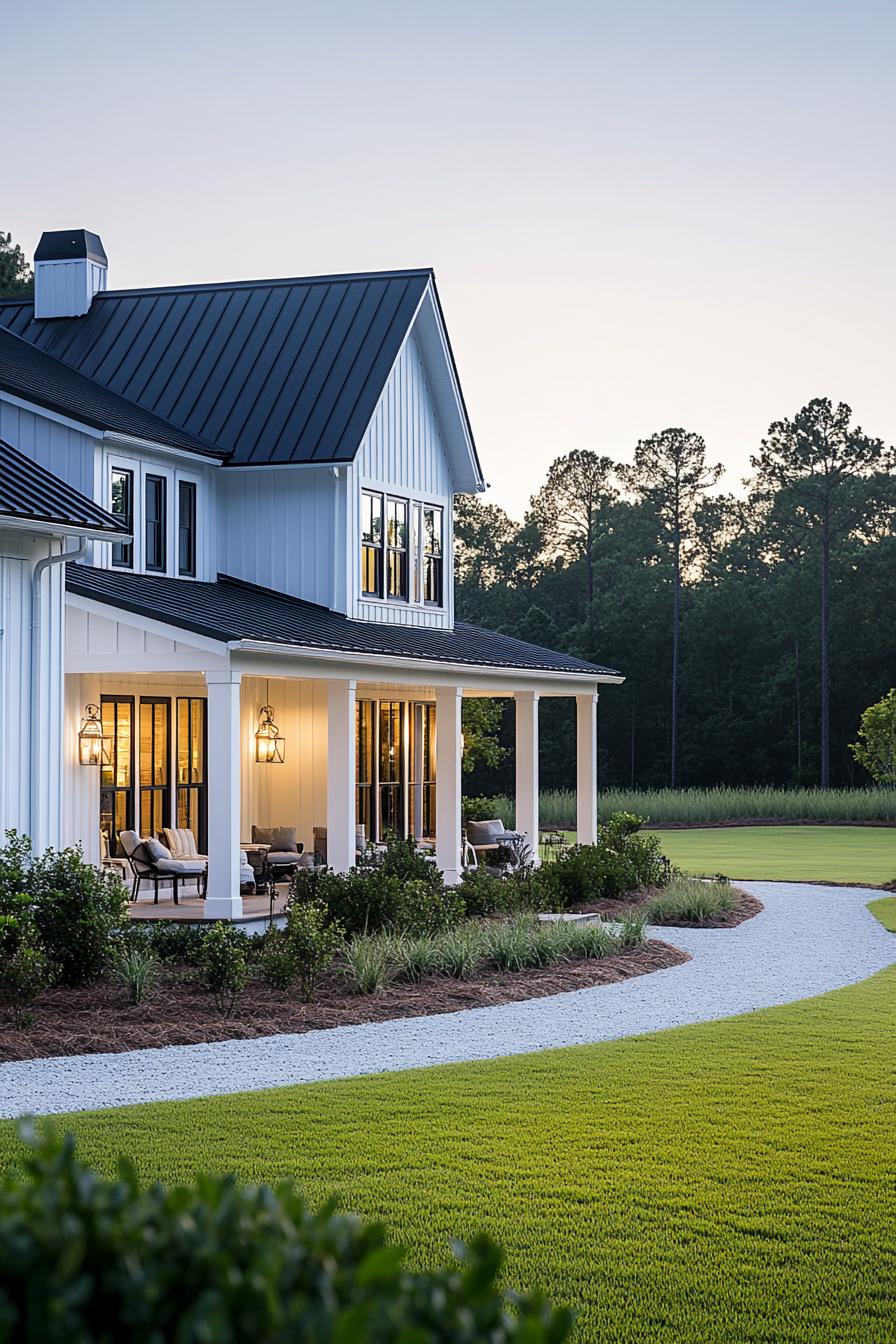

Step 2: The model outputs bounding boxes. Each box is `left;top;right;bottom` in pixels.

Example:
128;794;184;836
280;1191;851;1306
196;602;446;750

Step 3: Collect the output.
464;819;528;872
119;830;207;905
162;828;255;893
251;826;313;885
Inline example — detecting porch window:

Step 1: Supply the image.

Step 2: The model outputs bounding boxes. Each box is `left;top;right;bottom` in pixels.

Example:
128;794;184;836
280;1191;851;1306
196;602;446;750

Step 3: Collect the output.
361;491;383;597
423;506;443;605
378;701;405;837
386;498;408;600
145;475;167;573
177;697;207;850
178;481;197;577
139;698;170;837
100;697;134;853
409;702;436;840
110;468;134;569
356;699;375;842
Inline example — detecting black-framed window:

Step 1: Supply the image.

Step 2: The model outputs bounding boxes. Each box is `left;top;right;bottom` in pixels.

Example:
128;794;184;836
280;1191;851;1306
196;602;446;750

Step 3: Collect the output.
100;696;134;854
386;498;408;600
356;699;375;843
139;698;170;837
177;697;207;851
409;702;436;841
178;481;197;577
423;506;443;606
361;491;383;597
110;469;133;568
378;700;406;837
145;474;167;573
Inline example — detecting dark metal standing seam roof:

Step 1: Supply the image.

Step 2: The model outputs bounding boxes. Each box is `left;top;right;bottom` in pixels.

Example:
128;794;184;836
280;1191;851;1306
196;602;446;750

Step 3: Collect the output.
67;566;620;678
0;437;126;534
0;327;226;459
0;270;440;467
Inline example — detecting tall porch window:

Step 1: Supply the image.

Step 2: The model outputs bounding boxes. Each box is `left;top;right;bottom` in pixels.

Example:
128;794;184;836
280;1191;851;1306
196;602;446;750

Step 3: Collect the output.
177;697;207;850
100;697;134;853
139;699;170;837
379;701;405;835
409;702;436;840
356;699;374;842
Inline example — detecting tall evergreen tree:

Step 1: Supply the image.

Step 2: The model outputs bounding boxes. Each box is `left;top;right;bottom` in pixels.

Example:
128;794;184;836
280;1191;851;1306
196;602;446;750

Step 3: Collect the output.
750;399;895;787
0;231;33;298
623;429;722;787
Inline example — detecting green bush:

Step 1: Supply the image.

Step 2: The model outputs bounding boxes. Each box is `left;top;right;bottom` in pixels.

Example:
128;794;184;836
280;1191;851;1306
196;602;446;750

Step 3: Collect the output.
644;876;736;924
283;899;344;1001
392;879;465;935
197;922;248;1016
0;833;127;987
0;905;50;1027
0;1125;571;1343
460;865;547;918
544;816;668;908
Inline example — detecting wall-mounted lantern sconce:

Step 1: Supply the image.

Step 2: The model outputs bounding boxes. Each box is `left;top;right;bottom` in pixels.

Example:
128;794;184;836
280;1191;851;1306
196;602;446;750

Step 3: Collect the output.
255;704;285;764
78;704;110;766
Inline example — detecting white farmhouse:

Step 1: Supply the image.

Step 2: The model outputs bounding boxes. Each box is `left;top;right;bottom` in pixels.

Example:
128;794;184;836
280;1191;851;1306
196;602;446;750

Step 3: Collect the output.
0;230;621;919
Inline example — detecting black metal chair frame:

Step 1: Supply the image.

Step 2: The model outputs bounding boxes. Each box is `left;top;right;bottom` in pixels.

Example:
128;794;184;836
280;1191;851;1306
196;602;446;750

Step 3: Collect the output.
130;852;208;905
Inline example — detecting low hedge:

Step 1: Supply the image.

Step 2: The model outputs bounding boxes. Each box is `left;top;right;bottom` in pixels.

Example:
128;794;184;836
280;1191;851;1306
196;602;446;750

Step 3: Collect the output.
0;1125;571;1343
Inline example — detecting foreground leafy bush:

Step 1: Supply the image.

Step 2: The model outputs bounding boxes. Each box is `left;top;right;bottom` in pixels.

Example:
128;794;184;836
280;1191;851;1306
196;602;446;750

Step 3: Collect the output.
264;899;344;1001
0;905;50;1027
197;922;248;1016
0;1125;571;1343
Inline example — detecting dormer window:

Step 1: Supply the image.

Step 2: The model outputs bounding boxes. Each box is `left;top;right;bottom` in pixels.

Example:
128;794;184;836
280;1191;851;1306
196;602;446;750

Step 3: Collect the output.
145;475;167;573
360;488;443;608
423;506;443;605
178;481;197;577
361;490;383;597
386;498;408;600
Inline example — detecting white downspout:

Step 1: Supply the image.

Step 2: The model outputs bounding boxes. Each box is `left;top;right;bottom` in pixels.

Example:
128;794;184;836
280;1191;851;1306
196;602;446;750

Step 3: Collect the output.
30;537;87;847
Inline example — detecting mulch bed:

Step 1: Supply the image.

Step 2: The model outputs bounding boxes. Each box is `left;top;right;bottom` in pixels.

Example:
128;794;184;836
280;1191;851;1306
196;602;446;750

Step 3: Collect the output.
0;940;688;1064
573;885;762;929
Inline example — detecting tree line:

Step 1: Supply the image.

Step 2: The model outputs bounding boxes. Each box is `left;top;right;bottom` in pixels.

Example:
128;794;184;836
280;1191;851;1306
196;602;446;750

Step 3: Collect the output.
456;400;895;795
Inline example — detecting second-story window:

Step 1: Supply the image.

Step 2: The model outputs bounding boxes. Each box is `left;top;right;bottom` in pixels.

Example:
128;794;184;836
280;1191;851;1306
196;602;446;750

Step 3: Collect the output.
145;475;167;573
178;481;197;577
423;506;443;605
386;497;408;600
110;468;134;569
361;490;383;597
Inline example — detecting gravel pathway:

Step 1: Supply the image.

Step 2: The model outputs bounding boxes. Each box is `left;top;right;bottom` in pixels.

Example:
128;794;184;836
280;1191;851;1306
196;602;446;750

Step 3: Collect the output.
1;882;892;1118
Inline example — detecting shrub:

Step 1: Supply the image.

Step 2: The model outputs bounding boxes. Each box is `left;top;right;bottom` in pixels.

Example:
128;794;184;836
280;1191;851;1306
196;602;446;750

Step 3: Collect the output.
343;935;393;995
260;928;297;992
0;1125;571;1343
283;899;344;1001
30;847;127;986
110;943;158;1005
544;816;668;909
197;922;248;1016
461;865;548;919
392;879;465;936
0;905;50;1027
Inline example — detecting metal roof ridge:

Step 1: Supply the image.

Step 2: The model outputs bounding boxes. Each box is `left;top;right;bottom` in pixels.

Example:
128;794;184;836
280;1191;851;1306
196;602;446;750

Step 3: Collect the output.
84;268;435;301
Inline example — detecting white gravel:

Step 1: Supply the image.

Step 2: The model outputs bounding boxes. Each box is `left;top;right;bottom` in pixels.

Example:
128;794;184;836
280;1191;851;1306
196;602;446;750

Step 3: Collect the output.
0;881;892;1119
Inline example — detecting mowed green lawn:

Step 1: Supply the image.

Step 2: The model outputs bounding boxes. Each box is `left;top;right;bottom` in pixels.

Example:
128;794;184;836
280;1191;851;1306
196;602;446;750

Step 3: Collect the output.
651;824;896;884
3;966;895;1343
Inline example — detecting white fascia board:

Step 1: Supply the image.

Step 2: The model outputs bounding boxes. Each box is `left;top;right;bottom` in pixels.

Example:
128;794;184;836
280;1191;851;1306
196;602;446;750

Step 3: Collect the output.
66;592;231;657
0;515;130;542
0;390;104;438
102;432;224;467
413;286;485;494
229;639;623;691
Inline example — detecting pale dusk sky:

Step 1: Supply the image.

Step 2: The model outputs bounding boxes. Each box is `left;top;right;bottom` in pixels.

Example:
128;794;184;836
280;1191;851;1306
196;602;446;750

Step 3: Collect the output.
5;0;894;516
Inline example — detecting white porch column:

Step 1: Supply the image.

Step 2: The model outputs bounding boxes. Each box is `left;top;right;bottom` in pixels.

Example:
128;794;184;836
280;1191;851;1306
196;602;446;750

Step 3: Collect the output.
205;669;243;919
327;678;357;873
435;686;463;885
515;691;540;858
576;692;599;845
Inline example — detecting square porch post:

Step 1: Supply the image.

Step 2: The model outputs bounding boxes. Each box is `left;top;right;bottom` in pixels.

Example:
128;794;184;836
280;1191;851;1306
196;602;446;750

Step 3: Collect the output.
327;678;357;873
515;691;540;858
435;686;463;885
576;692;599;845
204;669;243;919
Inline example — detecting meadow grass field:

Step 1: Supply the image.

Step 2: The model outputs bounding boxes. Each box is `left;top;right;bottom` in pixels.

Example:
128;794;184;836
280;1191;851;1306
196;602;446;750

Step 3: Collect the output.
4;967;894;1343
652;824;896;883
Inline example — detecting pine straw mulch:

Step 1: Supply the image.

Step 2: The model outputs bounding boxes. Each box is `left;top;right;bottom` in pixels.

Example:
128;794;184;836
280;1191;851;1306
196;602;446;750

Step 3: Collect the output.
573;885;763;928
0;939;688;1064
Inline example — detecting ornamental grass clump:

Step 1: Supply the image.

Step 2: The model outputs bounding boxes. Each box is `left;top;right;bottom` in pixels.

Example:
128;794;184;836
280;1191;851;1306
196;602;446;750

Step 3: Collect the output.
437;926;485;979
343;935;393;995
645;876;735;924
483;916;540;971
110;943;158;1005
391;934;442;984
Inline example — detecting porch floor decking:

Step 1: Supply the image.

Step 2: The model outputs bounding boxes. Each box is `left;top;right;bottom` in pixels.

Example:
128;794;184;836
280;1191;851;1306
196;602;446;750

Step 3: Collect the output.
128;887;291;923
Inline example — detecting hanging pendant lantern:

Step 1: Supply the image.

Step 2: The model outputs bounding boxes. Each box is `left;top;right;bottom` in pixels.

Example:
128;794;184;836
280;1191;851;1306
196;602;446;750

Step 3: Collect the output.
255;704;285;764
78;704;110;767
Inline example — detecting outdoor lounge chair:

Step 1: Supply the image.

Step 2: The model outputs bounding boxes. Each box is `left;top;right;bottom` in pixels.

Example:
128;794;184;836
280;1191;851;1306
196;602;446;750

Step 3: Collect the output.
119;830;207;904
464;819;528;871
251;826;312;884
163;828;255;894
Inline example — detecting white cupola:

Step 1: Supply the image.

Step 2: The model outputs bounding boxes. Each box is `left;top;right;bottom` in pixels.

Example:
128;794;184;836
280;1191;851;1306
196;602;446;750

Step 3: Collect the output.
34;229;107;319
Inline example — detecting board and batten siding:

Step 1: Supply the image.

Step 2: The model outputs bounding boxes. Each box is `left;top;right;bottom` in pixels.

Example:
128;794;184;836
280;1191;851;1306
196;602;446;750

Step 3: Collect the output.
0;397;97;497
350;330;456;629
218;465;347;611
